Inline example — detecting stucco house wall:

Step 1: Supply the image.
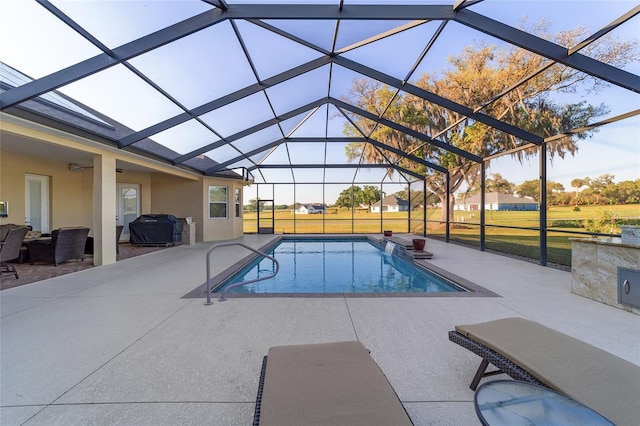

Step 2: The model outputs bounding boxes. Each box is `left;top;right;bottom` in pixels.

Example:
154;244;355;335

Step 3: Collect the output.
0;149;88;231
201;177;245;241
149;172;202;239
1;121;245;256
0;149;161;236
83;169;154;234
149;173;244;242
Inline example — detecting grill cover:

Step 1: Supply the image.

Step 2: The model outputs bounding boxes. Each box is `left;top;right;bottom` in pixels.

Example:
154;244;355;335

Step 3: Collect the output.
129;214;183;246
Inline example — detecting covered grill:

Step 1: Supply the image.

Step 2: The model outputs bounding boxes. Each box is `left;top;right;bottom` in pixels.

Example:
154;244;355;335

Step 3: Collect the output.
129;214;182;246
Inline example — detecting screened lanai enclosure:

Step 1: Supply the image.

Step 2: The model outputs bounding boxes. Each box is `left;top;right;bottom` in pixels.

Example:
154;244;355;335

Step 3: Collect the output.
1;1;639;267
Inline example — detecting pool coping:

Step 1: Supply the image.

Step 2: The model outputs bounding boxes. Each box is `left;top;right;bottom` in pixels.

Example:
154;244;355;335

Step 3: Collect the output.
183;235;500;299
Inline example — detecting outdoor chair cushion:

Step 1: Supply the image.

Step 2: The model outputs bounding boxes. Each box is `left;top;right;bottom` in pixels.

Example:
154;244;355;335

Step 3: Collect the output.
256;341;412;426
451;317;640;426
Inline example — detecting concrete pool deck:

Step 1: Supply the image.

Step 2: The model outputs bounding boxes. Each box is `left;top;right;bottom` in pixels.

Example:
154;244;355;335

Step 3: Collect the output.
1;235;639;425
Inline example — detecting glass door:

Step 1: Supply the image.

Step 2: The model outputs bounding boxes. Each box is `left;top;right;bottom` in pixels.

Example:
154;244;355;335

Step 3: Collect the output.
25;174;50;232
117;184;140;241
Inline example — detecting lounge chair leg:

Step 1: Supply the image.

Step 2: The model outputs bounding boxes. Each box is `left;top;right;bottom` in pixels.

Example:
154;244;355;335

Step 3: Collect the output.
470;359;505;390
470;359;490;390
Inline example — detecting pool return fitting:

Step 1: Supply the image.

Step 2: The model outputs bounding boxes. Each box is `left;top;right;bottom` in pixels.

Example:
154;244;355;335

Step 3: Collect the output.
205;242;280;304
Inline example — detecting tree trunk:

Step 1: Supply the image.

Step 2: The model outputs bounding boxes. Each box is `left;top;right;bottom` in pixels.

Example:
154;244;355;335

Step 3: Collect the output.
424;170;468;223
441;193;455;222
437;193;455;222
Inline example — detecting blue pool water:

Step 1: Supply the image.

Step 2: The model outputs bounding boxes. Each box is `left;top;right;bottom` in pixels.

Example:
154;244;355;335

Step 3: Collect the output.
215;239;463;294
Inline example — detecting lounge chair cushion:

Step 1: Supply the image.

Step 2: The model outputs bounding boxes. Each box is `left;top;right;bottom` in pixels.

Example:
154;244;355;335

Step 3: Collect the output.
455;317;640;426
258;341;412;426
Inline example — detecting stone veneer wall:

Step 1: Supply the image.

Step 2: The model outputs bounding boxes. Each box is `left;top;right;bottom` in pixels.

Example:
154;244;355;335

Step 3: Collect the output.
571;238;640;315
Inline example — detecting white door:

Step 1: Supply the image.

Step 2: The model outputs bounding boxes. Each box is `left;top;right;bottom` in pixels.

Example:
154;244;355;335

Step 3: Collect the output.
117;184;140;241
25;174;50;233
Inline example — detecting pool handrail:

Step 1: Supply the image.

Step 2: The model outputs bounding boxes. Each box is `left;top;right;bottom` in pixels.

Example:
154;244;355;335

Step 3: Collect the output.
205;242;280;304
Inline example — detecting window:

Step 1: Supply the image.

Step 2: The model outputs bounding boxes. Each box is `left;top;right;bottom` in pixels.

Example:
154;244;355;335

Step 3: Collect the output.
209;186;227;218
235;188;241;218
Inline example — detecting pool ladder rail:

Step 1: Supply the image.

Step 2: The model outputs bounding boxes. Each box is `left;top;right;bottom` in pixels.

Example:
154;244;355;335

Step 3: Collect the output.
205;242;280;304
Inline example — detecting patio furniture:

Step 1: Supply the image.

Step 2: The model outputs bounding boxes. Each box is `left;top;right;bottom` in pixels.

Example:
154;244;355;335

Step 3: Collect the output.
84;225;125;255
129;214;182;246
115;225;124;253
27;227;90;266
449;317;640;426
0;226;29;279
254;341;413;426
1;223;31;241
474;379;613;425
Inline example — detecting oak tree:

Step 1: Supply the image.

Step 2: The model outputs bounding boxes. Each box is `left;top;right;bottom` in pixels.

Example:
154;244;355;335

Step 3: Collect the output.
343;21;638;221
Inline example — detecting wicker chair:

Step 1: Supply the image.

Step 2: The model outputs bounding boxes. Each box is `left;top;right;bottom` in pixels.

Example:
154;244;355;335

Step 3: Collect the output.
1;223;22;241
0;226;29;279
28;227;90;266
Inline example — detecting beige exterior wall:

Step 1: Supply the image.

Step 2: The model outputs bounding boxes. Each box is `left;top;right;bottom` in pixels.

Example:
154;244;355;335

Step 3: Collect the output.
1;119;245;247
0;150;88;231
201;178;245;242
150;173;204;240
0;150;27;227
150;174;245;242
0;150;159;236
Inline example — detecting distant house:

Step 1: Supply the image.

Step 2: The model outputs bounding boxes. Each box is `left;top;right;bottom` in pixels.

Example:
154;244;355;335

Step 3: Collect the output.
455;192;539;211
370;195;409;213
295;203;326;214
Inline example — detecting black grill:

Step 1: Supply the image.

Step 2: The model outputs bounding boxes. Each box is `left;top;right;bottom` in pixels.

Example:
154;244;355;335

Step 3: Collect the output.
129;214;183;246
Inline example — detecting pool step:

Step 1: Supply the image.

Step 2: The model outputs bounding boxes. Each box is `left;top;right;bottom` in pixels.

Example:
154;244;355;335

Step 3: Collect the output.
405;249;433;259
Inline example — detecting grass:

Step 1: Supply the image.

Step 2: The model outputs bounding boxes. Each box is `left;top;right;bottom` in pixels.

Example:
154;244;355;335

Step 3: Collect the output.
243;204;640;267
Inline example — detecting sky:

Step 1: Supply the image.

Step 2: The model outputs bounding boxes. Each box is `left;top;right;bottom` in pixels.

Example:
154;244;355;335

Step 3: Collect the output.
1;0;638;205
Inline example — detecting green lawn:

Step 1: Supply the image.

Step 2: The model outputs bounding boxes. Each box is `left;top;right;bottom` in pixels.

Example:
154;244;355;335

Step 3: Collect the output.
243;204;640;267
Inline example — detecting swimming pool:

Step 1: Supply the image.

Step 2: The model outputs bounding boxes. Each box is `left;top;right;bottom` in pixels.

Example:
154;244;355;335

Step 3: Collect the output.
214;238;464;295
